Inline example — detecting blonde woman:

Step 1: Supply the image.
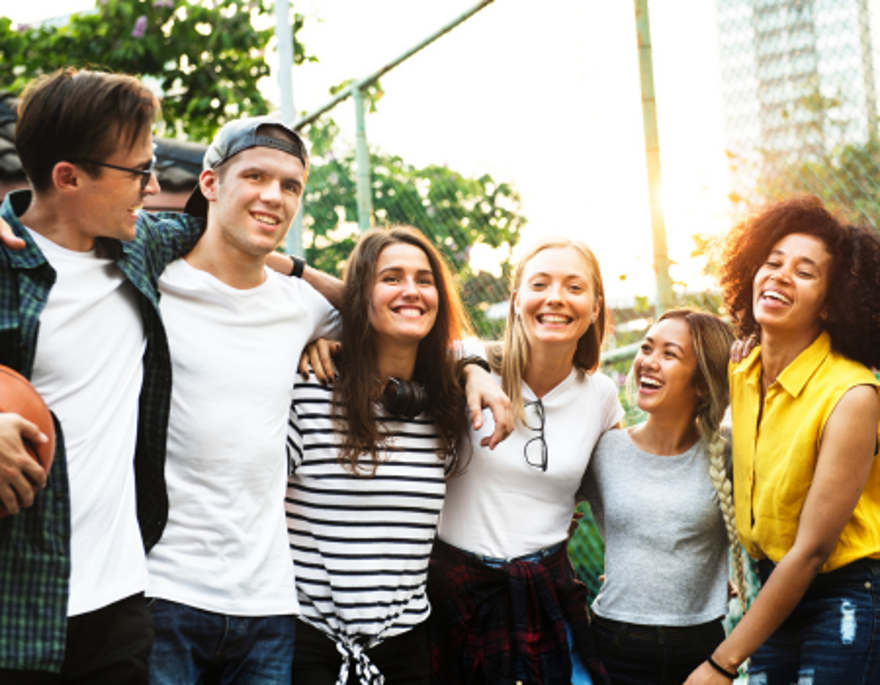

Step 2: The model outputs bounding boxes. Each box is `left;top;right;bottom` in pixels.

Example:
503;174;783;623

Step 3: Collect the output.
581;308;746;685
428;237;622;685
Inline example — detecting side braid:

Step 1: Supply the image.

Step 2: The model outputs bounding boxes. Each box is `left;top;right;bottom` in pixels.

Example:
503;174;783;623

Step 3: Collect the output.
702;422;748;615
659;308;748;615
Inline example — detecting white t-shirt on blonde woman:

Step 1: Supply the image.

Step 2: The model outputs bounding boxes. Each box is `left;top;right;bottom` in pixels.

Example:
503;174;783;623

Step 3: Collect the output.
437;367;623;559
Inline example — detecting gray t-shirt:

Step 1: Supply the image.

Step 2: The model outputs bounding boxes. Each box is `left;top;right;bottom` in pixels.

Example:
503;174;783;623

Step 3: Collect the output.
581;428;730;626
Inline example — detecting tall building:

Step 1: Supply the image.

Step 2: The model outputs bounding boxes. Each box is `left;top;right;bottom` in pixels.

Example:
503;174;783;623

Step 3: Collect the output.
717;0;878;204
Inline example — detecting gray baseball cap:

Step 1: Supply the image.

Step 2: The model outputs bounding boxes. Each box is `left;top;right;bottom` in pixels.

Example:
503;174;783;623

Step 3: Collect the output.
185;116;308;218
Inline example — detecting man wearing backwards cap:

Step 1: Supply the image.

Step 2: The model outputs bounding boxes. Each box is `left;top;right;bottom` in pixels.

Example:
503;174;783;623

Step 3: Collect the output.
143;116;340;684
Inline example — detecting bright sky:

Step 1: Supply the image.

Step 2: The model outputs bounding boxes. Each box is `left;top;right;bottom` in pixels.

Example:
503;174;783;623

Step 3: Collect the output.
3;0;732;303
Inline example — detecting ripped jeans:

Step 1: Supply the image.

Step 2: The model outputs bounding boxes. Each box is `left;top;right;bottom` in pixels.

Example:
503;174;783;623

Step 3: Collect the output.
748;558;880;685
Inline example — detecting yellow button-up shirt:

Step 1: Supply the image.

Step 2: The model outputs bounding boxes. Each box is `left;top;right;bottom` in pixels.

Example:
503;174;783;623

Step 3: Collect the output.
731;331;880;572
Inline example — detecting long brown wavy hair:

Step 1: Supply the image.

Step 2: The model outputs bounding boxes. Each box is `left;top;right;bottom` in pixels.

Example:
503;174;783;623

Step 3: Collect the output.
334;226;473;475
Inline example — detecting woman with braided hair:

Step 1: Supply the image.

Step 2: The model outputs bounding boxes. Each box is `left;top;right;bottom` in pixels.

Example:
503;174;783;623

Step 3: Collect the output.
685;196;880;685
580;308;747;685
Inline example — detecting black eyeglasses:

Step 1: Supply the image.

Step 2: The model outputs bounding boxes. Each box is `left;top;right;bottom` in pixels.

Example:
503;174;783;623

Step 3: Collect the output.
70;155;157;191
523;399;548;472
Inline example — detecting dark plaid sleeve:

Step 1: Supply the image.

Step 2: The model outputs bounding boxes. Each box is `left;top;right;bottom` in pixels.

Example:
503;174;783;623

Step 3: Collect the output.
0;195;71;673
129;211;205;284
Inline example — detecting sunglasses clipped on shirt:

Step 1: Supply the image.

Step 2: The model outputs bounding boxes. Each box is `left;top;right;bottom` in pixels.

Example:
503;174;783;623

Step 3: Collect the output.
523;398;548;472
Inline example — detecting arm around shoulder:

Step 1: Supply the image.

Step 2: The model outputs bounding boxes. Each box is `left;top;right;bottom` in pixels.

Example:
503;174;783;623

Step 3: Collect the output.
135;211;205;275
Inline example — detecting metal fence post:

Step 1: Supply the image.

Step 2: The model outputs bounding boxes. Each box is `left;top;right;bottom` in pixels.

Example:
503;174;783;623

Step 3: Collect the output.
274;0;304;256
634;0;674;315
354;84;373;232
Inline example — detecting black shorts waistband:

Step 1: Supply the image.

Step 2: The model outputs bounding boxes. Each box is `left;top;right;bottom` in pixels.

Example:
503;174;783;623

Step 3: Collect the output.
591;614;724;644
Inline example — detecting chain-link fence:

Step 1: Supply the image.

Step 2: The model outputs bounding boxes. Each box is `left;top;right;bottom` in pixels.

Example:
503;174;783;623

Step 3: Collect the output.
294;101;524;340
718;0;880;225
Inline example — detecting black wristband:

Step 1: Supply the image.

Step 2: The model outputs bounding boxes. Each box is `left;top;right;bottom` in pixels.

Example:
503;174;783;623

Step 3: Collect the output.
289;256;306;278
707;657;736;680
460;355;491;374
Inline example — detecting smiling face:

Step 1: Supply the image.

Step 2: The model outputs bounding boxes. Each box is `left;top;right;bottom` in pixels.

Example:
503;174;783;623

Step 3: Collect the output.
368;242;439;353
514;246;601;356
633;317;701;417
78;127;159;246
753;232;832;336
201;145;305;259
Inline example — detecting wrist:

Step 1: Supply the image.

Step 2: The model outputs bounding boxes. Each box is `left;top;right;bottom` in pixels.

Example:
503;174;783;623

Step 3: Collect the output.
708;652;740;680
288;255;306;278
460;355;491;375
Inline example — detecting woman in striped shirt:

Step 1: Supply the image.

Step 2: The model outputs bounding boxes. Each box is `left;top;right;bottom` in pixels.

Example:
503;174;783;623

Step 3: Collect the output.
285;226;473;685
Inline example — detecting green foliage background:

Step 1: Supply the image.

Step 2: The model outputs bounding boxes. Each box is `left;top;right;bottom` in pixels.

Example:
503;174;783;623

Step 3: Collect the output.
1;1;528;338
302;117;526;338
1;0;311;142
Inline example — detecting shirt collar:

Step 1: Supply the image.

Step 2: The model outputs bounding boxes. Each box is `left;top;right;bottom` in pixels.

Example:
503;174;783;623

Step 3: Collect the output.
732;330;832;399
776;331;832;397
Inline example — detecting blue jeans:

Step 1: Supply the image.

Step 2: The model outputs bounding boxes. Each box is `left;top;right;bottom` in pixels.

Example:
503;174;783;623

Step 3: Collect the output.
747;558;880;685
148;598;297;685
590;615;725;685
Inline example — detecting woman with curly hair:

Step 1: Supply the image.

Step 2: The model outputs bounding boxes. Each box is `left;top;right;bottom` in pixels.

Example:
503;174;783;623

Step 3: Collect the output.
582;308;747;685
684;195;880;685
429;237;623;685
284;226;473;685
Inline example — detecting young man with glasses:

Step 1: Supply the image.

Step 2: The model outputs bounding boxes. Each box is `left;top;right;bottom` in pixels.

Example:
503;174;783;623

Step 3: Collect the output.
0;70;511;685
0;68;206;683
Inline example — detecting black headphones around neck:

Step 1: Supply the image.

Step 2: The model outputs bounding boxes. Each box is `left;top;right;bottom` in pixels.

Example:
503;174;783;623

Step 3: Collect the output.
380;377;427;420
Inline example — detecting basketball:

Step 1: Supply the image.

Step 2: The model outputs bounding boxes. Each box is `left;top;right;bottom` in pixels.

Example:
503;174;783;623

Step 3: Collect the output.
0;366;55;518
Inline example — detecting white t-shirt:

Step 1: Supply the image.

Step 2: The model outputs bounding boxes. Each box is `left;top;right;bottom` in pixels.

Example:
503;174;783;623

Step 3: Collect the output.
437;367;623;559
146;259;338;616
27;229;148;617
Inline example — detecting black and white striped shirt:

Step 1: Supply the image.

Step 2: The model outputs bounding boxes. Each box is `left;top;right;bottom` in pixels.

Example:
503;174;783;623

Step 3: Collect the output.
285;379;446;660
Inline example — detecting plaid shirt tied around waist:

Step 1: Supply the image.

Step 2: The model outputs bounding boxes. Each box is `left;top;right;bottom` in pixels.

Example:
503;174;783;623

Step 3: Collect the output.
428;538;611;685
0;191;202;672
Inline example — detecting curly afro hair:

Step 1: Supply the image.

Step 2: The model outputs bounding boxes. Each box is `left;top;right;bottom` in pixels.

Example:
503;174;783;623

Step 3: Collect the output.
719;195;880;369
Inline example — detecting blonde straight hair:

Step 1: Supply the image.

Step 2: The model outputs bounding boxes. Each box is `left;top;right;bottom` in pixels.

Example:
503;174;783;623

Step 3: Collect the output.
657;308;748;614
487;238;607;425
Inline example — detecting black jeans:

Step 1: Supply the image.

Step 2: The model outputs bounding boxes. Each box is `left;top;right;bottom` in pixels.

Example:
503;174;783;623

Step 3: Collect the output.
0;592;153;685
591;615;725;685
292;619;429;685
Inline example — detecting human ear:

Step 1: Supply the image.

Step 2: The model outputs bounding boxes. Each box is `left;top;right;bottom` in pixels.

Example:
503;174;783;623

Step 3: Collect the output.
592;296;603;324
52;162;80;194
200;169;219;202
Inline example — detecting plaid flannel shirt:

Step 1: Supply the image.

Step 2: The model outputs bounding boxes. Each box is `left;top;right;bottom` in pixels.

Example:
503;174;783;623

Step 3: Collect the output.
428;539;612;685
0;190;203;672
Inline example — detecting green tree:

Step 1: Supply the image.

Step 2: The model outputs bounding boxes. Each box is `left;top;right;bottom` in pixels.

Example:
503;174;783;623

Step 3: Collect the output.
301;118;526;338
1;0;312;142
